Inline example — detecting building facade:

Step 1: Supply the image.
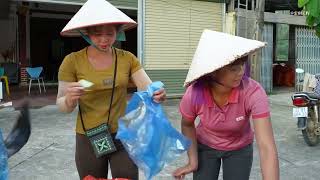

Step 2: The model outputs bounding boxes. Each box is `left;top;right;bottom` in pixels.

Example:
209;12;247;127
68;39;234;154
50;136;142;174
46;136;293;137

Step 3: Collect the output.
0;0;226;96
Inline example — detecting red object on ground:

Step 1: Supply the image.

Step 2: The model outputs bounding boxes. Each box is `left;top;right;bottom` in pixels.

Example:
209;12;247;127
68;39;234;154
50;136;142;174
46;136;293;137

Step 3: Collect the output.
83;175;130;180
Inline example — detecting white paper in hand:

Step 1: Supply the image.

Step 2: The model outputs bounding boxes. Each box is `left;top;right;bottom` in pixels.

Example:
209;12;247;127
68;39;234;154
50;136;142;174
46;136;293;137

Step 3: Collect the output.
78;79;94;88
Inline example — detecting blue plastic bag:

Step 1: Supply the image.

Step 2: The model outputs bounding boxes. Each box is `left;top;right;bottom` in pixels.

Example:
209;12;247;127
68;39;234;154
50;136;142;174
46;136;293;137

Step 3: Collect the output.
0;130;8;180
116;81;191;180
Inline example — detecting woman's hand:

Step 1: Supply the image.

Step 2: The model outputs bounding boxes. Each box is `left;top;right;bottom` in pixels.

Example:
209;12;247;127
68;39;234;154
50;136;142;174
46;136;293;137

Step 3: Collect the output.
65;82;84;108
173;163;197;180
153;88;166;103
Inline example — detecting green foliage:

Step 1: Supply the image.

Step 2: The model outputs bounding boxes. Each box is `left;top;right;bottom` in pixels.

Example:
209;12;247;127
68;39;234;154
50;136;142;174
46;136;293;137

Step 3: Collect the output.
298;0;309;8
299;0;320;37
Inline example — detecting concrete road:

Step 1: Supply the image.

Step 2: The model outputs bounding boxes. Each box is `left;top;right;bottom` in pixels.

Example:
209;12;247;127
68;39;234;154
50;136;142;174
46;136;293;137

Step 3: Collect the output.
0;92;319;180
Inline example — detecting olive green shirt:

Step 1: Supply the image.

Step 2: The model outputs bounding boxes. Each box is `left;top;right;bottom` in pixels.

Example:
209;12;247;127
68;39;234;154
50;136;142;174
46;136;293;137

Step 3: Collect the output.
58;47;141;134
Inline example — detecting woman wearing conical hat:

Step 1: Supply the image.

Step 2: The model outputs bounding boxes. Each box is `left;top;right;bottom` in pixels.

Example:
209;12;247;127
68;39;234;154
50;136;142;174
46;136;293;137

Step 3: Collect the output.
173;30;279;180
56;0;166;179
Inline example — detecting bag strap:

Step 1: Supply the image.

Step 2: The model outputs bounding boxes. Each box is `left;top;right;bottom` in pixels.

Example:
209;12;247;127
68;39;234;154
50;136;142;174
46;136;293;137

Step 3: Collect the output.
79;47;118;132
107;48;118;125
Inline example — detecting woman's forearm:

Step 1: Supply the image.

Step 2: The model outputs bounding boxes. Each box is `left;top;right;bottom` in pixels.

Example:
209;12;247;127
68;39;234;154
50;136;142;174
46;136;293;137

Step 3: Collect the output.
56;96;76;113
181;123;198;168
259;145;279;180
131;69;152;91
253;118;279;180
56;81;78;113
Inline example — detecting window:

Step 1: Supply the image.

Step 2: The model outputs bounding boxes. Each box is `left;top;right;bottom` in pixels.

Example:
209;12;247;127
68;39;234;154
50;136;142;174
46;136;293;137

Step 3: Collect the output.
275;23;289;61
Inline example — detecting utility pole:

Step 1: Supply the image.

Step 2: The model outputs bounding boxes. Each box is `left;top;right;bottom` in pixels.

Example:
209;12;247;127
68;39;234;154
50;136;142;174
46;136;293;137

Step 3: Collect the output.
251;0;265;82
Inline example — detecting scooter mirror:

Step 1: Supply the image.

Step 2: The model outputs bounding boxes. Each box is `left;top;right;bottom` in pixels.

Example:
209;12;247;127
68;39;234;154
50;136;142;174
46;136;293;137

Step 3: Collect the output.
296;68;304;74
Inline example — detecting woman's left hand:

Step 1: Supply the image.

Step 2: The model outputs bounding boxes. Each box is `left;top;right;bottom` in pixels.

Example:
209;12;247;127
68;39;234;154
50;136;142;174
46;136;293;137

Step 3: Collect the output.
153;88;166;103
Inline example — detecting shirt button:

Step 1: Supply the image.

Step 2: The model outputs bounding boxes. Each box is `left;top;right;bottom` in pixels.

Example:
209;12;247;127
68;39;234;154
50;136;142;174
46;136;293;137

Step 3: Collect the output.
219;113;225;121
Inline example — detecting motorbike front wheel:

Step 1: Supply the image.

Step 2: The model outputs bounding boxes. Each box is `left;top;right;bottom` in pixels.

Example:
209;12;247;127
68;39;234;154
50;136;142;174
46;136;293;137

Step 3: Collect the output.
302;107;319;146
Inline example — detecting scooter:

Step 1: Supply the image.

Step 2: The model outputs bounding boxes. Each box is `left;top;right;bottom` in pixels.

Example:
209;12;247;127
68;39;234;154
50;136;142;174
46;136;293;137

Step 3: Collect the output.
292;69;320;146
292;92;320;146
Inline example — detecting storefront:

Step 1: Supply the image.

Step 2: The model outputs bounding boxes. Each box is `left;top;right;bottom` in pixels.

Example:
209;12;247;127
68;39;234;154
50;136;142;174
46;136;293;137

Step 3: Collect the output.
3;0;226;96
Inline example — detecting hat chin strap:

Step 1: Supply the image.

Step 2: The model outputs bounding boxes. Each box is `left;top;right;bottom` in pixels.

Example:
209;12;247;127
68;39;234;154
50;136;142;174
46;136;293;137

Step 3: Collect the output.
212;79;227;87
78;30;126;52
78;30;109;52
209;75;226;87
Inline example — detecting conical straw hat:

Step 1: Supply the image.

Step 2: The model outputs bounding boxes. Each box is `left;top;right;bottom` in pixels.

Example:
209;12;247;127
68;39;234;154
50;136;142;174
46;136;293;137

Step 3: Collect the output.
61;0;137;36
184;29;266;87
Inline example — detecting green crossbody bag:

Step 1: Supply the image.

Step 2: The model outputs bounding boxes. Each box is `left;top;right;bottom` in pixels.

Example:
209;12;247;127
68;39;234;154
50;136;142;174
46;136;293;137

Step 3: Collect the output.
78;48;118;158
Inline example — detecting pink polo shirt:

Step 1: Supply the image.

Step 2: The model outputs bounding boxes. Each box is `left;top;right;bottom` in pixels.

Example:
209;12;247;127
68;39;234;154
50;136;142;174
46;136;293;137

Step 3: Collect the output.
180;77;270;151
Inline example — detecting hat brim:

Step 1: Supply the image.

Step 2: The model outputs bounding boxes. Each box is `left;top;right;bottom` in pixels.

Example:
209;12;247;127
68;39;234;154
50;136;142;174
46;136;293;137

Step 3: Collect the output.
60;22;137;37
183;44;266;87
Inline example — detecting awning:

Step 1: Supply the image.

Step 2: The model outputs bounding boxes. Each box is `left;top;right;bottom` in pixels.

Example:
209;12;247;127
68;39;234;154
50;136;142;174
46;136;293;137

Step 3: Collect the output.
12;0;138;10
13;0;86;5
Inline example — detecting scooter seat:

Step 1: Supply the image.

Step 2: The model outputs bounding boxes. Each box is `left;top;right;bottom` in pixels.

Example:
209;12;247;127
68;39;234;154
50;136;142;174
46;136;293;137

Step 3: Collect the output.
298;92;320;99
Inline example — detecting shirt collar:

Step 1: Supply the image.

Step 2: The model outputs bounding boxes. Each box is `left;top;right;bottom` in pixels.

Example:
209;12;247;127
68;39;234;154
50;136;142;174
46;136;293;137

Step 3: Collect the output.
203;86;214;107
203;85;240;108
228;87;240;104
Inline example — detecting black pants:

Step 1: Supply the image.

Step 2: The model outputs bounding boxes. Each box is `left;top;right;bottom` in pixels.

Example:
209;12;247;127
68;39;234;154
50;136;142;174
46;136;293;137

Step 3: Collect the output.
194;143;253;180
75;133;138;180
